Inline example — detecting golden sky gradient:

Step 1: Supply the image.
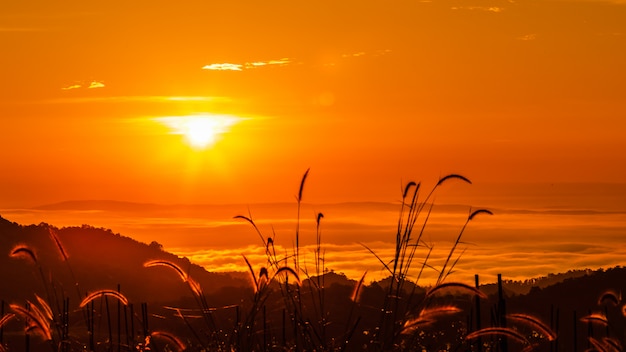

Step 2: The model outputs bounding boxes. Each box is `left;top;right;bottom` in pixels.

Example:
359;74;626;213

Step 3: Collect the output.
1;0;626;283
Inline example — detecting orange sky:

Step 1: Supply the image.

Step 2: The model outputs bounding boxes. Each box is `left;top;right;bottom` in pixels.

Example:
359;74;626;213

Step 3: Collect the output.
2;0;626;207
1;0;626;282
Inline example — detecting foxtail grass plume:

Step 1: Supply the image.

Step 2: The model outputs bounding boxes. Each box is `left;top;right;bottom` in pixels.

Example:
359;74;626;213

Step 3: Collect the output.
34;294;54;321
10;304;52;341
418;305;462;320
259;267;269;281
80;289;129;308
402;181;417;199
47;228;68;261
258;267;269;287
10;245;37;263
602;337;622;352
151;331;187;351
187;277;204;297
0;313;15;329
144;260;188;282
298;168;310;202
144;259;204;297
402;305;461;333
274;266;301;284
588;336;621;352
588;337;606;352
507;313;556;341
468;208;494;221
26;299;53;330
350;272;367;303
598;290;621;306
580;313;609;326
466;327;529;345
243;255;259;292
316;212;324;226
426;282;486;299
295;168;310;271
437;174;472;186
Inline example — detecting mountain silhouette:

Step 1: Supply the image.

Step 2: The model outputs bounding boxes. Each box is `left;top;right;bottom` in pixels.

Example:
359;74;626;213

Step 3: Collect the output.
0;215;248;305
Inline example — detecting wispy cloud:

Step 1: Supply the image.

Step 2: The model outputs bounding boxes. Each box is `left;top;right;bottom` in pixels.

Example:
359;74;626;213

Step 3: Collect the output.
202;63;243;71
202;58;292;71
203;52;390;72
61;80;105;91
451;6;504;12
318;49;392;67
341;49;391;59
245;58;292;68
517;33;537;41
61;84;82;91
88;81;105;89
342;52;366;58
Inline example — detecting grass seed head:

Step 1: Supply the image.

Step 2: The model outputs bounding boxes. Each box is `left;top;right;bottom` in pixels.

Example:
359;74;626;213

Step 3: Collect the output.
80;289;129;308
10;245;38;264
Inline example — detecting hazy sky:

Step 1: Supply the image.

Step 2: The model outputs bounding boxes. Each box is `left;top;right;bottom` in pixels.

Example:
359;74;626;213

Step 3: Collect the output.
1;0;625;207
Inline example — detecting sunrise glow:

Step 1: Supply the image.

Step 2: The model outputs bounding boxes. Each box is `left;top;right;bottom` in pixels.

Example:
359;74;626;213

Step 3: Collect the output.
157;114;241;149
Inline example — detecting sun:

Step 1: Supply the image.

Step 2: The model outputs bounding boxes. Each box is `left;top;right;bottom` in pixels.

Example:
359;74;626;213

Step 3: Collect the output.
157;114;240;149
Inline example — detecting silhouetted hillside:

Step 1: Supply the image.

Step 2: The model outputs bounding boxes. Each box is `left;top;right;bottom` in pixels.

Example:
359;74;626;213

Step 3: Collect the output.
0;215;248;305
480;269;595;296
503;266;626;351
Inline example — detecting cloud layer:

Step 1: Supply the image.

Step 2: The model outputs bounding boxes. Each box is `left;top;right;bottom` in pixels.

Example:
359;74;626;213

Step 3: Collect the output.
4;198;625;286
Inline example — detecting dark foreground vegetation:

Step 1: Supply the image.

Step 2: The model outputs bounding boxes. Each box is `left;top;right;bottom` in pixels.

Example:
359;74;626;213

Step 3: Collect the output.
1;173;624;351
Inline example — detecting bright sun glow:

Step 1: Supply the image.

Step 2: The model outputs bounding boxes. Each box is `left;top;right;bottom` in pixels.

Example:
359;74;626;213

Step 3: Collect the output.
157;114;240;149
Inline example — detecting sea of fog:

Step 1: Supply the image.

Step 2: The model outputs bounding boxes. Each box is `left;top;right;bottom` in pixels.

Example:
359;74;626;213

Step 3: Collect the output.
2;183;626;285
